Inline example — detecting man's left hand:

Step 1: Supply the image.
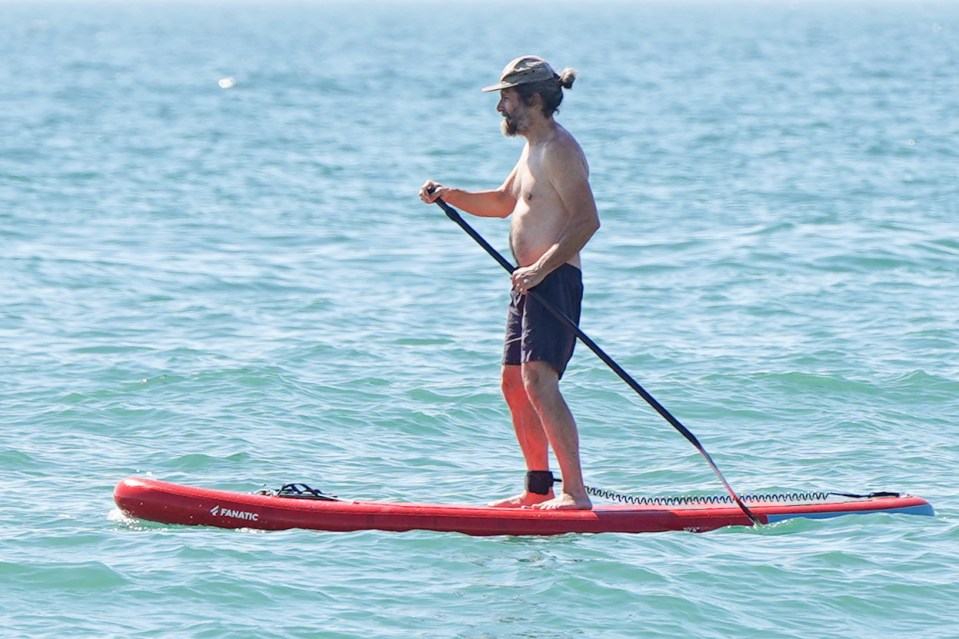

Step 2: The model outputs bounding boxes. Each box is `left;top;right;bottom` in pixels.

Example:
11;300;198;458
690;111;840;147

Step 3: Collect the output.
511;265;546;294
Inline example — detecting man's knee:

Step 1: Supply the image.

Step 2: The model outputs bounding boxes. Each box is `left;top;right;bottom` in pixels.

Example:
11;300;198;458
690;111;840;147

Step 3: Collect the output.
521;361;559;399
501;365;525;400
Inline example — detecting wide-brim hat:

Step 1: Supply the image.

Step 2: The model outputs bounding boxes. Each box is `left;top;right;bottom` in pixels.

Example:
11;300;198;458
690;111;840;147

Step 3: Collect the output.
482;55;558;92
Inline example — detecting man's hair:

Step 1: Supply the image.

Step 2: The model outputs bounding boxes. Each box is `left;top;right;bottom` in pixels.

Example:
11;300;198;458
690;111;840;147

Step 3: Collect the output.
514;68;576;117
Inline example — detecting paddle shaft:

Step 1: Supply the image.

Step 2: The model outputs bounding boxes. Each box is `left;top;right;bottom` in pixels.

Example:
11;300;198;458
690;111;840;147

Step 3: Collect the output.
434;197;760;526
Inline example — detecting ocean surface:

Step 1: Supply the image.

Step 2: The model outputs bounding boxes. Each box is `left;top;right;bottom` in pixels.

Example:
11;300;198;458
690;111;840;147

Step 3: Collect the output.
2;0;957;637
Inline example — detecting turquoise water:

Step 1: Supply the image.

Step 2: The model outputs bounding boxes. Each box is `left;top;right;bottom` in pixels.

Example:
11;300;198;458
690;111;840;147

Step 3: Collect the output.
2;0;957;636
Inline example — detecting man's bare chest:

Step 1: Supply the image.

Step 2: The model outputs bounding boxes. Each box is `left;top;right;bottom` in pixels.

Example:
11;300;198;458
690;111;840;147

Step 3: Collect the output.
513;163;558;208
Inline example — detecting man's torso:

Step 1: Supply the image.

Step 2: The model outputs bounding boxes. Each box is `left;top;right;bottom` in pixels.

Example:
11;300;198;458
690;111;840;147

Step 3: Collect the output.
507;129;587;269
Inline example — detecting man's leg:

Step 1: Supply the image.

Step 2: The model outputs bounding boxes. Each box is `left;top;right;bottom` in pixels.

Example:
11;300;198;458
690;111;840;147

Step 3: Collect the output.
521;360;592;510
487;364;554;508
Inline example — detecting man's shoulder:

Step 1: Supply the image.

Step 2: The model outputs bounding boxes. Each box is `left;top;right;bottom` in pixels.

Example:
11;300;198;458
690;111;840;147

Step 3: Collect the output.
543;123;583;153
550;123;580;145
543;126;588;175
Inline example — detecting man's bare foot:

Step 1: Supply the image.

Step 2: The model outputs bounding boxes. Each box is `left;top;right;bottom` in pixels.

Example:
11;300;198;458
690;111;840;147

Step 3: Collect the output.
532;492;593;511
488;490;554;508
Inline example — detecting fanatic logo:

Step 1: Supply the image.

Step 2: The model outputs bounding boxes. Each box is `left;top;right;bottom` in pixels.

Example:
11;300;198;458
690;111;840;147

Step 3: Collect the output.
210;504;259;522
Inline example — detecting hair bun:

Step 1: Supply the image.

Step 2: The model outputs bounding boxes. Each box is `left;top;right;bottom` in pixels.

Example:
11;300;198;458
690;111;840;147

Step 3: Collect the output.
558;68;577;89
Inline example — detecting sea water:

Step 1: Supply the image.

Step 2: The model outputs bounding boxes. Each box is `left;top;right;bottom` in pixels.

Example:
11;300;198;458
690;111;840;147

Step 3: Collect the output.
1;1;957;637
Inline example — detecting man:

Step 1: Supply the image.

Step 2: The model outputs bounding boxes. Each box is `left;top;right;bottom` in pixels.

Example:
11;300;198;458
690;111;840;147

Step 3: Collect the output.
419;55;600;510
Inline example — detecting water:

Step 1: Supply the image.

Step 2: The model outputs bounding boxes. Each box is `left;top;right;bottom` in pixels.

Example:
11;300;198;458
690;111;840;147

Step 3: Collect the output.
2;0;957;637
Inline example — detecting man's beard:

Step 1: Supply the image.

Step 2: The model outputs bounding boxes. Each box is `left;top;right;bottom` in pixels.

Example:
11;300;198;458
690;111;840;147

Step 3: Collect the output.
500;109;528;137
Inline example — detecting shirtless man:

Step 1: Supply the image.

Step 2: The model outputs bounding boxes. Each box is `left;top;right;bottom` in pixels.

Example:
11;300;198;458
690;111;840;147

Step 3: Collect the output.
419;56;600;510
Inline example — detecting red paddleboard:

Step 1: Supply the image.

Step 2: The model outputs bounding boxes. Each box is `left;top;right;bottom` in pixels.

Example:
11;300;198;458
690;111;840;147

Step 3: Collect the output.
113;477;934;536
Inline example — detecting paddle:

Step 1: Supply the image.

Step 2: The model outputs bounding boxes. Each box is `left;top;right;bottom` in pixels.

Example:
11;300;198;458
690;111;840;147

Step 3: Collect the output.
433;196;761;526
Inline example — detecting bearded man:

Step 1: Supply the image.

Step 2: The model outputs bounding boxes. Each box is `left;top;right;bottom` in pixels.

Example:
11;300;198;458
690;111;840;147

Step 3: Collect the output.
419;56;600;510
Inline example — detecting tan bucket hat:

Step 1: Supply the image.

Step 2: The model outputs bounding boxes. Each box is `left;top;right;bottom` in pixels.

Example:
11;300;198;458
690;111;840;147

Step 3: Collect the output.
482;55;559;92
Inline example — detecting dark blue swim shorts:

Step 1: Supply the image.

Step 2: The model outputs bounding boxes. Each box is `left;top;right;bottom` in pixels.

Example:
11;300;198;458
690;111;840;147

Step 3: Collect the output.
502;263;583;380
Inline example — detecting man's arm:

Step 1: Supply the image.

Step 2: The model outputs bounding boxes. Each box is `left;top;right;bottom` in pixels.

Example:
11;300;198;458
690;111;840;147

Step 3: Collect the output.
419;162;519;219
427;186;515;218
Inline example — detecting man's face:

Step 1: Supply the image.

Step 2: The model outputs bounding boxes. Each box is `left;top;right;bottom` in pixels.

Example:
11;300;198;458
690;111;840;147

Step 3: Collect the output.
497;88;531;137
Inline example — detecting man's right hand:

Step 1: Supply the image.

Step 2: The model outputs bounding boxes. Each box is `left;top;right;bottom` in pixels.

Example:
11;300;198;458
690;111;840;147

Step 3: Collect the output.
419;180;448;204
